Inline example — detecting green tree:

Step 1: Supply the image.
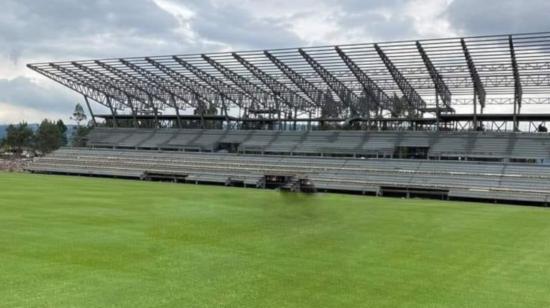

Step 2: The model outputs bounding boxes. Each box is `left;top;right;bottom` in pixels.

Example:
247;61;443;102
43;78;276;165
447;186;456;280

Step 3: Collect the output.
3;122;34;155
207;103;218;115
56;120;68;146
72;126;91;147
34;120;64;154
71;103;87;127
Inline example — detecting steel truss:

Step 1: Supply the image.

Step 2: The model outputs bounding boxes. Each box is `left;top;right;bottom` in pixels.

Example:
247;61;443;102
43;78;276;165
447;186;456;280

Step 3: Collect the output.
334;46;394;116
27;31;550;129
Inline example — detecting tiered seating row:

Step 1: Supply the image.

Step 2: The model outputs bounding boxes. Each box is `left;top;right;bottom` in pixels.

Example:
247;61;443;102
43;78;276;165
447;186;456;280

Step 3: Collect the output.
87;128;550;161
26;148;550;204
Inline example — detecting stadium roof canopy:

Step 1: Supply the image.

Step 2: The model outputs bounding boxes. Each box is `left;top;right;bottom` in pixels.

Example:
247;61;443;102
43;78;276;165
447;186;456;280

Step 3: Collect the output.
28;31;550;121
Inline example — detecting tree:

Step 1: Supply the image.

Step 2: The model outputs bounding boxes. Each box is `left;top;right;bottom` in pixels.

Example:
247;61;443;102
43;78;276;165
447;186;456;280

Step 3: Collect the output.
56;120;68;146
390;94;413;118
207;103;218;115
3;122;34;155
72;126;91;147
71;103;87;127
34;119;64;154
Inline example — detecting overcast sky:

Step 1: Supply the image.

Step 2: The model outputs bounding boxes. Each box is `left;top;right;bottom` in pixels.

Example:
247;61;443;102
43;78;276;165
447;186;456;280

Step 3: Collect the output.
0;0;548;124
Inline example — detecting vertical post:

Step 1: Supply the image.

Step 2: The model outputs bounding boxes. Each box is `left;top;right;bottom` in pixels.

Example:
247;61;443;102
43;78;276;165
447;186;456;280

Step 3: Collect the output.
153;107;160;129
242;106;247;130
377;92;382;131
106;96;118;128
435;90;440;131
222;97;231;130
473;90;477;130
127;96;139;128
293;107;298;131
149;95;159;129
462;37;485;131
199;112;205;129
83;95;97;127
509;35;522;132
512;96;522;132
277;99;281;131
170;94;183;129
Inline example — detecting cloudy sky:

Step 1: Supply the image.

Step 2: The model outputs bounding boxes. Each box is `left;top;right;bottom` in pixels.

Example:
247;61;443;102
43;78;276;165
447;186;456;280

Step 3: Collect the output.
0;0;548;124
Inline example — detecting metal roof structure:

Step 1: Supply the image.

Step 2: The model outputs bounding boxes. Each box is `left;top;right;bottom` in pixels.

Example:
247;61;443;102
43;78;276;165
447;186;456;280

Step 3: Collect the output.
28;31;550;129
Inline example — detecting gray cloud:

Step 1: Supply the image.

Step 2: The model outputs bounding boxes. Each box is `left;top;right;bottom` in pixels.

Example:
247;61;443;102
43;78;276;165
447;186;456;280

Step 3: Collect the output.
0;77;76;113
168;0;305;50
0;0;186;62
0;0;549;124
0;0;311;62
0;0;312;123
446;0;550;35
331;0;417;41
192;9;303;49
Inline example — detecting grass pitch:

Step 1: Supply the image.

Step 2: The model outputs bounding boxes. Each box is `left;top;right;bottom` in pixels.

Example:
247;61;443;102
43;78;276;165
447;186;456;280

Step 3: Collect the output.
1;172;550;307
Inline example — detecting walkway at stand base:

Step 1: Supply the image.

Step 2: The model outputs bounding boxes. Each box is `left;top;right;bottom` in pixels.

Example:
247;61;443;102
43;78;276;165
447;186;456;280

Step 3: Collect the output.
26;147;550;205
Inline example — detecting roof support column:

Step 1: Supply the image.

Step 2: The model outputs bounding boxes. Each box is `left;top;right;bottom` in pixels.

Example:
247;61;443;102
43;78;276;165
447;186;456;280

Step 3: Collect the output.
374;44;427;117
461;38;486;130
335;46;394;116
435;90;440;130
473;90;478;130
106;96;118;128
171;56;248;111
149;95;160;128
231;53;312;113
416;41;453;112
202;54;273;112
127;96;139;128
264;51;325;111
509;35;522;132
221;96;231;130
83;95;97;127
170;94;183;129
298;48;361;120
512;98;520;132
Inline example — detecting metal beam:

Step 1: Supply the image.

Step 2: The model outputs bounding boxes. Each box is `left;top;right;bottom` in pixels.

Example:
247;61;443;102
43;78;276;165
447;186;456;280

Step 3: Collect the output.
148;95;160;128
94;60;166;107
145;57;218;113
71;61;147;112
335;46;395;115
509;35;523;131
374;44;427;113
83;95;97;127
264;50;326;108
416;41;453;111
172;55;247;109
201;54;272;111
27;31;550;130
106;96;118;127
298;48;361;118
232;53;313;112
31;66;111;109
265;50;342;121
120;58;188;128
461;38;486;109
119;59;192;109
47;63;131;110
169;94;183;128
127;96;139;128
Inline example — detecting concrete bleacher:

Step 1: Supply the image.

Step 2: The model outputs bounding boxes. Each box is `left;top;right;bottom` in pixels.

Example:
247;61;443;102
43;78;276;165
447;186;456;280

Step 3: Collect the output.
86;128;550;162
27;147;550;204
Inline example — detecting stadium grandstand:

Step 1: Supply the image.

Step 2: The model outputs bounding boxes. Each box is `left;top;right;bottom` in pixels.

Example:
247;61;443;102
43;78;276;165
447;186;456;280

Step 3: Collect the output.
26;31;550;205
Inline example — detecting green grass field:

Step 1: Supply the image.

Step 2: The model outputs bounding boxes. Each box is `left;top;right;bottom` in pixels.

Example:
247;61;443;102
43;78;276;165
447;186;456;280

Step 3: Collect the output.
2;172;550;307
